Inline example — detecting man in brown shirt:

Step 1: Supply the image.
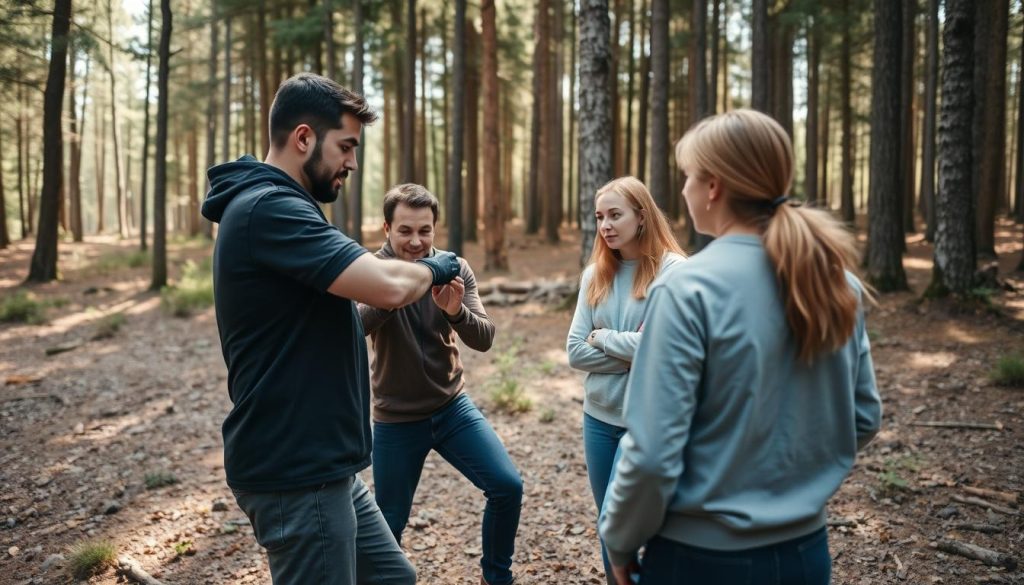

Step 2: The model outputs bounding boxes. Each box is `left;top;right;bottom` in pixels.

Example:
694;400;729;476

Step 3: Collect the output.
357;184;522;585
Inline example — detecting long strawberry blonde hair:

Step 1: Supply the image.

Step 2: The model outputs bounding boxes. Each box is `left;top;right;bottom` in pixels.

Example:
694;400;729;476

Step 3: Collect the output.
585;176;685;307
676;109;868;363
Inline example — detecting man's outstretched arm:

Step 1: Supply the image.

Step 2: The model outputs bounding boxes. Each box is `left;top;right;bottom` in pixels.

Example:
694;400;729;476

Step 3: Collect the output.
330;252;459;309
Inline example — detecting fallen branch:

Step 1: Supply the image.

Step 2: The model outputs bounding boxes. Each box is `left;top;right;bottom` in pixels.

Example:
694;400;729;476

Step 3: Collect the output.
954;523;1003;535
116;556;166;585
935;539;1017;570
910;421;1003;431
952;495;1021;517
0;393;64;405
962;486;1019;506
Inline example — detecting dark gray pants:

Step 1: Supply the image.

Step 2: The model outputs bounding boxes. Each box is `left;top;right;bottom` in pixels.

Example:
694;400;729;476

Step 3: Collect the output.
233;475;416;585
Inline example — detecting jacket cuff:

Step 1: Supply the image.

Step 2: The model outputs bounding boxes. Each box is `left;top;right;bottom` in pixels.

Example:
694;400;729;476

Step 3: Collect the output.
592;328;610;351
444;305;467;324
606;547;634;568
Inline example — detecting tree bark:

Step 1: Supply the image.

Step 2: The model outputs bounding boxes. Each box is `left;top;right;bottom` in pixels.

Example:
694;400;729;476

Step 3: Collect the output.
867;0;908;292
1016;0;1024;225
222;14;232;162
649;0;669;211
258;0;270;156
692;0;708;122
526;0;546;235
751;0;769;112
579;0;613;265
417;7;428;186
401;0;416;182
16;83;26;239
447;0;466;255
0;112;8;248
931;0;975;295
94;83;106;233
152;0;172;290
108;0;126;239
636;1;649;182
840;0;854;225
350;0;366;244
805;14;819;204
973;0;1007;258
67;36;83;242
481;0;506;270
544;0;563;243
920;0;938;241
567;4;578;226
202;1;217;240
27;0;71;282
464;20;480;242
900;0;916;235
709;0;720;116
141;0;156;247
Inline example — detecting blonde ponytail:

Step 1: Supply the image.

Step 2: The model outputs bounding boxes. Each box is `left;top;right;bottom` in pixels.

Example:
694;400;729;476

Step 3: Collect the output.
677;109;867;363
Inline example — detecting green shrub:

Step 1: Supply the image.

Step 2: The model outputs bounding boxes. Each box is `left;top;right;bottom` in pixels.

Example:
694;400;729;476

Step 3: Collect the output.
161;259;214;317
67;539;117;579
877;455;921;496
144;470;179;490
991;353;1024;387
0;291;47;324
91;312;126;340
539;408;556;423
490;379;532;414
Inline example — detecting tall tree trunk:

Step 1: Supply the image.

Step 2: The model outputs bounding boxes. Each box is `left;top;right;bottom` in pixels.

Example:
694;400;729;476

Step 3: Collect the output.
417;7;428;186
481;0;506;270
152;0;172;290
920;0;938;241
447;0;466;256
223;13;232;162
840;0;854;225
900;0;916;234
567;3;578;226
324;0;336;77
692;0;708;121
1015;0;1024;225
141;0;155;248
636;1;649;182
751;0;769;112
350;0;366;244
440;7;450;203
94;82;106;233
720;0;729;112
579;0;612;265
258;0;270;156
805;15;819;205
771;16;794;137
245;16;257;157
17;84;26;239
611;0;623;176
202;1;217;240
649;0;669;210
0;115;8;248
709;0;720;116
67;37;83;242
464;20;480;242
867;0;908;292
526;0;547;235
27;0;71;282
546;0;564;242
188;124;199;236
931;0;975;294
108;0;126;239
973;0;1007;258
402;0;416;182
821;70;831;206
623;0;636;175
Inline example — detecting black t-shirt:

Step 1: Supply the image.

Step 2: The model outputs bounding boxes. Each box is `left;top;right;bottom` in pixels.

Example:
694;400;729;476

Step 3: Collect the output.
204;159;369;491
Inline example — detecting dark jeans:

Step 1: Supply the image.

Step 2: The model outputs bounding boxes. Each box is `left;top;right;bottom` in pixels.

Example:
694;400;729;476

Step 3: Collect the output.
583;413;633;585
373;393;523;585
232;475;416;585
639;527;832;585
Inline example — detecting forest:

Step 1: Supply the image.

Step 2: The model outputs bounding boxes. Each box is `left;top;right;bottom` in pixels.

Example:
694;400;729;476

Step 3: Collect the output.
0;0;1022;583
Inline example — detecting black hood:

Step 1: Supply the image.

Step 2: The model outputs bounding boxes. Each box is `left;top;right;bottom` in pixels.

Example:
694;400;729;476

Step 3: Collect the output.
201;155;314;223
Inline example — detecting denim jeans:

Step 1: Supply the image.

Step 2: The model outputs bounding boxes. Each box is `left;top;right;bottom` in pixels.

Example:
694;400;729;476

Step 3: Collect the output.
232;475;416;585
583;413;633;585
639;527;832;585
373;393;523;585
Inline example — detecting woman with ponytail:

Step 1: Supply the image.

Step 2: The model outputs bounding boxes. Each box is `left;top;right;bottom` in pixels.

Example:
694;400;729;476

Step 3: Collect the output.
566;176;685;584
599;110;882;585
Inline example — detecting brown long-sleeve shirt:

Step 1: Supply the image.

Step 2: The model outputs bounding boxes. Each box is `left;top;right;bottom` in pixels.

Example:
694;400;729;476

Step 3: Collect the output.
357;243;495;422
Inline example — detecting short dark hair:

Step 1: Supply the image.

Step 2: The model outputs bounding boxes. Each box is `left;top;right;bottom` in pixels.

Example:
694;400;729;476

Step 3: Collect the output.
269;73;379;149
383;184;440;224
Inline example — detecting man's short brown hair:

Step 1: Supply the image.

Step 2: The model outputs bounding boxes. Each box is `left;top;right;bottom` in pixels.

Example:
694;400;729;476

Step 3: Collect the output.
382;184;439;224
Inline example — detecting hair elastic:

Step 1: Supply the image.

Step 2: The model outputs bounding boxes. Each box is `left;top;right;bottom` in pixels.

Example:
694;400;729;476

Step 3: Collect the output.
770;196;790;209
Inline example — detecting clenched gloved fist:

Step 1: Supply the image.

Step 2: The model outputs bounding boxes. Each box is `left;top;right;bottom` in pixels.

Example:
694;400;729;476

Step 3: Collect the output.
417;251;460;286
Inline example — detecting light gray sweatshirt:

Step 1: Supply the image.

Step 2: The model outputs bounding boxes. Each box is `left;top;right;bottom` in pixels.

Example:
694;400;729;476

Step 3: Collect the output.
599;235;882;563
567;253;685;427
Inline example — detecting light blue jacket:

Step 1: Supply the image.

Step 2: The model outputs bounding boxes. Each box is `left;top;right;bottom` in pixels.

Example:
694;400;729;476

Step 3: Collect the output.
567;253;685;427
599;235;882;563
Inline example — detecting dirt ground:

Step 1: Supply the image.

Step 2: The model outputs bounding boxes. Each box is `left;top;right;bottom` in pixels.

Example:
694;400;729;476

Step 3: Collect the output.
0;220;1022;585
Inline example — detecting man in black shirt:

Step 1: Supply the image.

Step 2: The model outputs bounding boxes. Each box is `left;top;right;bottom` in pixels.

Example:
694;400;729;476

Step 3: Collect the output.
202;73;459;585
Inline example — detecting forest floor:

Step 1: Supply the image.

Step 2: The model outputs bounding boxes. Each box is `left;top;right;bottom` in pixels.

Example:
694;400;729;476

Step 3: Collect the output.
0;220;1023;585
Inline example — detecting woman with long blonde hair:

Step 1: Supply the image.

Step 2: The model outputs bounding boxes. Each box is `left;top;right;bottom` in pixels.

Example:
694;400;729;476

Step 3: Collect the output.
598;109;882;584
566;176;685;585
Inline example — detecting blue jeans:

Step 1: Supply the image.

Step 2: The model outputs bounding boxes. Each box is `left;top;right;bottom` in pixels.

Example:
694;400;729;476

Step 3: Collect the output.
583;413;632;585
232;475;416;585
373;393;523;585
639;528;832;585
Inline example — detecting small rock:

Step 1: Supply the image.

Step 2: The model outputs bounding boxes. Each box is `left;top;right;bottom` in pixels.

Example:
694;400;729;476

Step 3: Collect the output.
101;500;121;515
936;505;959;519
41;553;64;571
34;475;52;488
211;500;230;512
8;546;19;557
22;546;42;561
5;517;15;529
73;422;85;434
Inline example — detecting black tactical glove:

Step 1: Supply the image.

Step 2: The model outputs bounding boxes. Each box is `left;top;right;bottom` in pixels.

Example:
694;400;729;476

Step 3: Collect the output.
416;251;460;286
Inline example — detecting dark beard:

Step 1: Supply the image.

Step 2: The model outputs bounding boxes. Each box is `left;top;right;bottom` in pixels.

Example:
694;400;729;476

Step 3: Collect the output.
302;141;345;203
